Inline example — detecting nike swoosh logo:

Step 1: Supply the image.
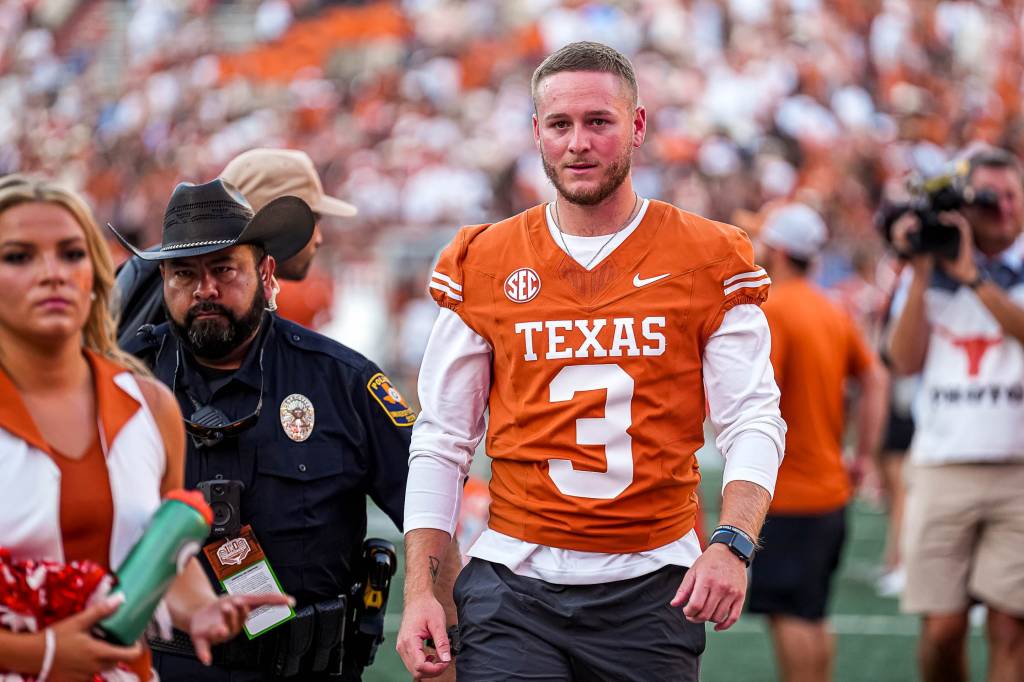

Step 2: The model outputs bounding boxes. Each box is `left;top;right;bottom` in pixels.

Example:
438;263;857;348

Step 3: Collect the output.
633;273;670;287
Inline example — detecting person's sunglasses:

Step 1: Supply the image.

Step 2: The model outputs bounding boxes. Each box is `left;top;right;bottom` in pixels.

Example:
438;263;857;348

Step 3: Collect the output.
172;342;266;447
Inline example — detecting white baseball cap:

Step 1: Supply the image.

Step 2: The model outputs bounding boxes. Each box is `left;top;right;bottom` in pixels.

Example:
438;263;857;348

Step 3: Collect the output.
760;203;828;259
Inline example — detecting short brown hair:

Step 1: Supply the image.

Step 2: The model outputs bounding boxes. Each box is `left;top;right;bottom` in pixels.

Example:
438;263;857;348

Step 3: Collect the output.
967;147;1023;182
531;41;638;109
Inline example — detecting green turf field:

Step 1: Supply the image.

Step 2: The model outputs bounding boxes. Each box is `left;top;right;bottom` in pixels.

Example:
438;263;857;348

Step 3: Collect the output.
363;465;989;681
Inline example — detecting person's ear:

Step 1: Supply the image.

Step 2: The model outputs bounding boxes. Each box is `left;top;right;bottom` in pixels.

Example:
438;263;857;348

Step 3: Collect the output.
633;105;646;148
259;255;276;299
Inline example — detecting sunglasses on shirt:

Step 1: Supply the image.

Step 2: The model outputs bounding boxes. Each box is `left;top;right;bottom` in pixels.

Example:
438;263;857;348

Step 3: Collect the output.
173;343;266;448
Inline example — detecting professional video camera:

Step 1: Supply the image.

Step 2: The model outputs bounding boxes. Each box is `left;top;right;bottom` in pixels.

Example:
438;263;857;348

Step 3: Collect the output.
877;160;999;260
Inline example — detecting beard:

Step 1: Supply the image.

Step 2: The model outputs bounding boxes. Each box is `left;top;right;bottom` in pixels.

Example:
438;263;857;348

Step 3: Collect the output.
541;137;633;206
169;287;267;361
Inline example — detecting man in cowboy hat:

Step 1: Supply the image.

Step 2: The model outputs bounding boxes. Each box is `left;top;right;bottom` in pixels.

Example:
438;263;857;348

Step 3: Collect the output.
112;179;453;681
115;148;356;343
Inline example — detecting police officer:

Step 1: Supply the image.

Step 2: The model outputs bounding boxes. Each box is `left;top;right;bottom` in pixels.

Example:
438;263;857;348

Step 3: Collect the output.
110;179;414;681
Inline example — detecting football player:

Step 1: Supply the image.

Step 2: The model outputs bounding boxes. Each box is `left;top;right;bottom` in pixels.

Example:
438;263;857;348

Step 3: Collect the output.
396;41;786;681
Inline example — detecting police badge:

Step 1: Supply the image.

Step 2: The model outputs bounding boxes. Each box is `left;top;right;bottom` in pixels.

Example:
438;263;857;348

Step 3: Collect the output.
280;393;315;442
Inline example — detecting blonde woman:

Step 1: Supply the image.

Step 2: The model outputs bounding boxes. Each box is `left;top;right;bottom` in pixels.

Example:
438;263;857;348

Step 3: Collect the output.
0;175;290;682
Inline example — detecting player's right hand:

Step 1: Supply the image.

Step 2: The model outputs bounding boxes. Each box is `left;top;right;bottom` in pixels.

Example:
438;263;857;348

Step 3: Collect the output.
396;593;452;680
49;594;143;681
671;543;747;632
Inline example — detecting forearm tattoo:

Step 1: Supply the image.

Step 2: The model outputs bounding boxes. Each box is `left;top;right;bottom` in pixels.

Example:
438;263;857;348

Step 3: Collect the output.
429;555;441;584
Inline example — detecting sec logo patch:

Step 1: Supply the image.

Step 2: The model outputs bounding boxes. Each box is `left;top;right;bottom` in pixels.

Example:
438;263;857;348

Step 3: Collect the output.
367;373;417;427
505;268;541;303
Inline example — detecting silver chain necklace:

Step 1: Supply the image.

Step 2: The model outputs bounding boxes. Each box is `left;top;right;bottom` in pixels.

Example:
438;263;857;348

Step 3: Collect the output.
552;192;641;270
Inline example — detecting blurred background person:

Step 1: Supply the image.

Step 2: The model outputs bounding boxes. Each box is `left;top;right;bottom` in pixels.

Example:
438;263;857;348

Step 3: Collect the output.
888;147;1024;682
751;203;887;682
0;174;289;682
219;147;357;328
874;281;919;599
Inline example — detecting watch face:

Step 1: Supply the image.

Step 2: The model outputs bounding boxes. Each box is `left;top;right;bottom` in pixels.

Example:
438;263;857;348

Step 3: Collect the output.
710;528;755;563
732;533;755;561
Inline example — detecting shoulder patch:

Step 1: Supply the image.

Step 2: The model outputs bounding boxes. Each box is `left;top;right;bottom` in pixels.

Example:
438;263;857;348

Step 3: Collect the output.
367;373;416;427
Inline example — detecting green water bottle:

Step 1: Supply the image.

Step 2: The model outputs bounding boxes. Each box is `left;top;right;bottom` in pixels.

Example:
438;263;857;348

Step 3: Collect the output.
97;489;213;645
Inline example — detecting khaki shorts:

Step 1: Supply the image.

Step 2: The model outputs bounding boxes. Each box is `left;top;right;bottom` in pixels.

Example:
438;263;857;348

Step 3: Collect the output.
902;461;1024;616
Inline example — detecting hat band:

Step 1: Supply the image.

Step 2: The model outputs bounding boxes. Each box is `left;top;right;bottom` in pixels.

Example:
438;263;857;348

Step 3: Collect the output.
163;238;237;251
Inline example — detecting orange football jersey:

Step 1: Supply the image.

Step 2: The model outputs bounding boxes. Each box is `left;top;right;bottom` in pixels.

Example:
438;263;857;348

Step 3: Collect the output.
429;200;770;553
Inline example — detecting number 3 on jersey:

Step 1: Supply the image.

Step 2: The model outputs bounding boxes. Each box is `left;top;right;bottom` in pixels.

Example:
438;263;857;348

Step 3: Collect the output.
547;364;635;499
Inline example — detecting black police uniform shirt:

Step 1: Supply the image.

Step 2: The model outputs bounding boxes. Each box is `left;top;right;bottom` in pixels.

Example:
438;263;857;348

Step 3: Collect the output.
125;313;411;606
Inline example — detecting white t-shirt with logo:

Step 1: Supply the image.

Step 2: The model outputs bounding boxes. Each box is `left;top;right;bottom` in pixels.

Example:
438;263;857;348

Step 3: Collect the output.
904;248;1024;464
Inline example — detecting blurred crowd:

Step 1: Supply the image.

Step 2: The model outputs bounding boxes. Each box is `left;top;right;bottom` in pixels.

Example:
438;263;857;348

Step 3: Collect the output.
6;4;1024;678
2;0;1024;362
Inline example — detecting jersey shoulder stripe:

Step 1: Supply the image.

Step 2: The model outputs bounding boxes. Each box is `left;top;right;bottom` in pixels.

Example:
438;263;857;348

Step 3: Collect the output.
724;275;772;296
724;268;767;287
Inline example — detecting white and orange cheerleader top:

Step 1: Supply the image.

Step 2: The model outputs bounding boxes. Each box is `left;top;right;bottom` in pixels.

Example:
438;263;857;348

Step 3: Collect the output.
0;350;166;681
0;350;165;566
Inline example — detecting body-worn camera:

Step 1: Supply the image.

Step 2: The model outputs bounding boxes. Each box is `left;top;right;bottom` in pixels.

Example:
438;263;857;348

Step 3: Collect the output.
196;479;244;538
878;161;999;260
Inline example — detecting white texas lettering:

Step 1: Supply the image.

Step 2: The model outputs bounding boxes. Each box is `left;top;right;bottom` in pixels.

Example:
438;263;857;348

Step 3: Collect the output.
516;317;668;361
514;321;543;361
575;319;608;358
610;317;641;357
546;320;574;360
642;316;666;356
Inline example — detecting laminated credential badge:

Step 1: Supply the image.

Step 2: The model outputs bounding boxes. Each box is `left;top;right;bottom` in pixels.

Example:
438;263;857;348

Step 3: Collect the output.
203;525;294;638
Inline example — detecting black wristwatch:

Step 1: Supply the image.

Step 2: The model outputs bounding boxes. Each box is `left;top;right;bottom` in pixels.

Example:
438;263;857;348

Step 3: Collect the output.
708;525;757;566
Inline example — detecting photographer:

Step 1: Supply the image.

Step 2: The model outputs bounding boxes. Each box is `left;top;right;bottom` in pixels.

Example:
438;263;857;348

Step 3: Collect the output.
888;148;1024;682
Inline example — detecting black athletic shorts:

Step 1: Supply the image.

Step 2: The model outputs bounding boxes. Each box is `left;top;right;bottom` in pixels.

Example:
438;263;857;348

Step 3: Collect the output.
882;409;914;454
453;558;705;682
748;506;847;621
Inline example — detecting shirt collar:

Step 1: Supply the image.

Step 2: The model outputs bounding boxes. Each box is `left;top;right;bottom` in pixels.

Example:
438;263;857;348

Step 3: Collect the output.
979;234;1024;272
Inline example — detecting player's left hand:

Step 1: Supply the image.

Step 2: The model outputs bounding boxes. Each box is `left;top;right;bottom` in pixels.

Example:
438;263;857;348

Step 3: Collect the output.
670;543;747;632
189;593;295;665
